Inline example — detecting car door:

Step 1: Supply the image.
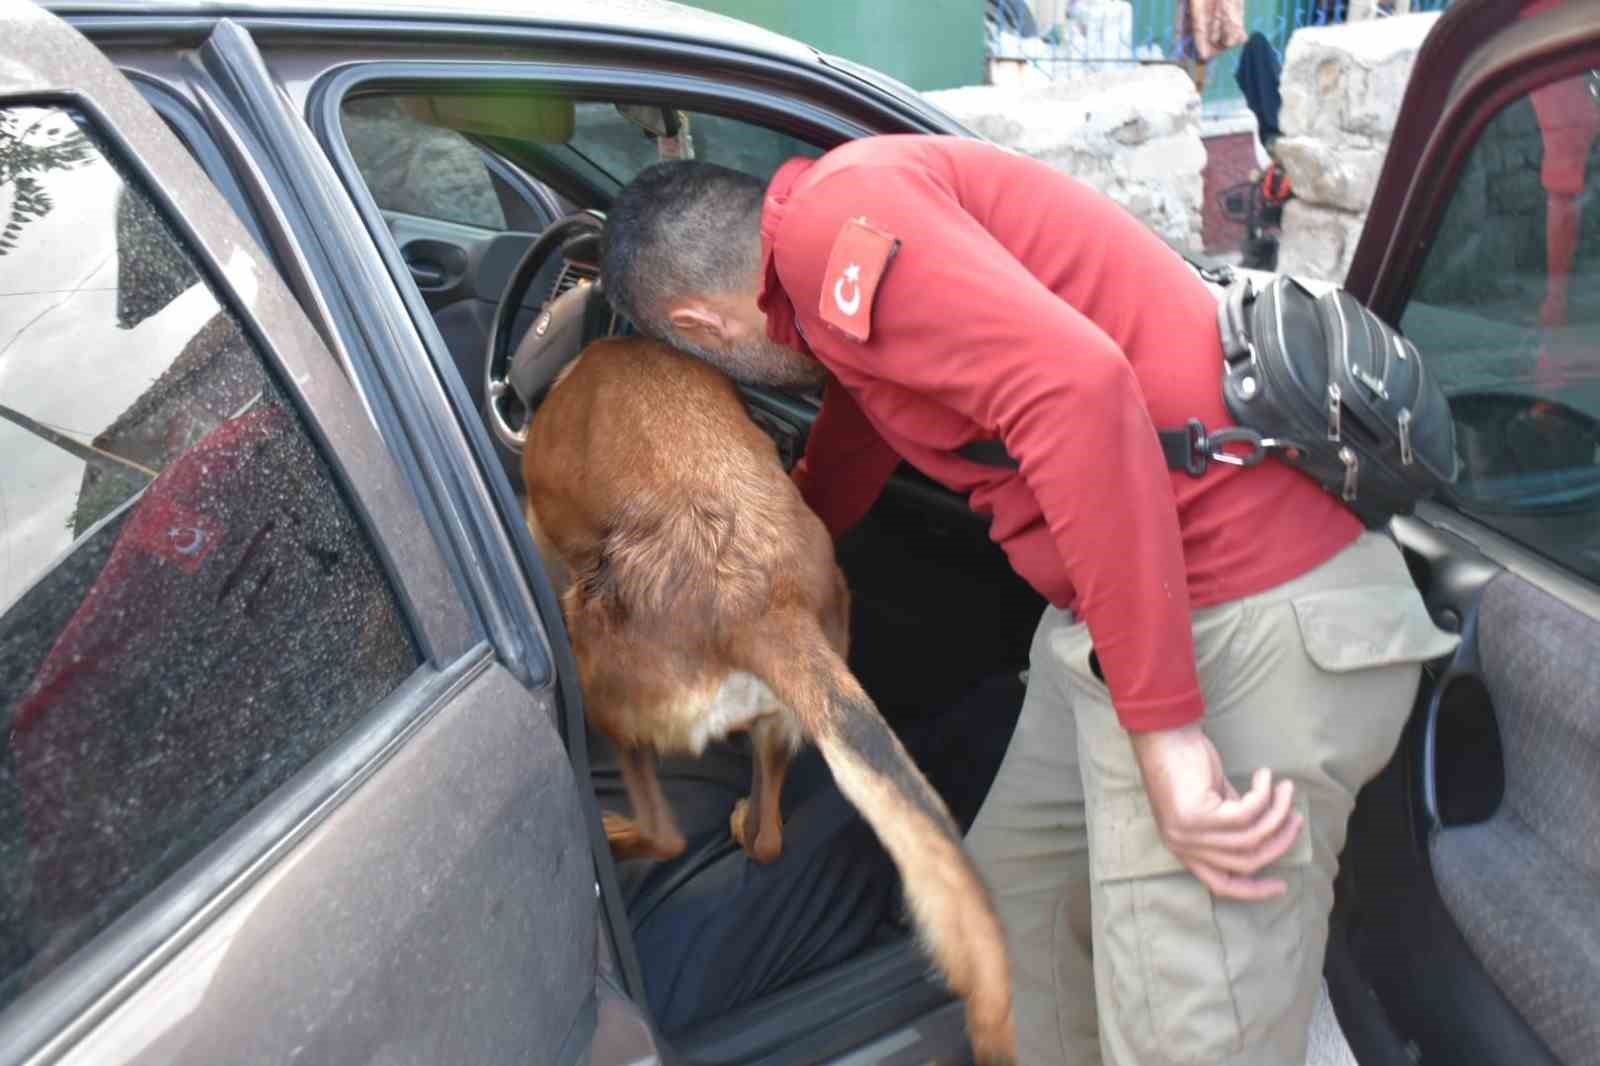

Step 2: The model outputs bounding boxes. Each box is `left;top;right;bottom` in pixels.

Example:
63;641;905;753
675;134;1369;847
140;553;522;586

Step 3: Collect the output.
0;6;650;1064
1327;2;1600;1064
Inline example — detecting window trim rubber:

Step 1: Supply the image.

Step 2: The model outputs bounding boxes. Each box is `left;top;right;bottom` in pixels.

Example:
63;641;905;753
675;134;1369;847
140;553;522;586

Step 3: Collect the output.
120;70;277;272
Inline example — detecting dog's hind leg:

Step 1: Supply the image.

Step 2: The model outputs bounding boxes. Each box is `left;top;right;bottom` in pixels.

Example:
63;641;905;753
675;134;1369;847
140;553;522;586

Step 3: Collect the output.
606;744;687;861
732;714;802;863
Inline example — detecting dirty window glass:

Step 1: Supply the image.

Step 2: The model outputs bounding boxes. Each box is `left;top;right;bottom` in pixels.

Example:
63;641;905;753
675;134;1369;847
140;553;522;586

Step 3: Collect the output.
0;105;418;1008
1401;70;1600;582
341;96;507;229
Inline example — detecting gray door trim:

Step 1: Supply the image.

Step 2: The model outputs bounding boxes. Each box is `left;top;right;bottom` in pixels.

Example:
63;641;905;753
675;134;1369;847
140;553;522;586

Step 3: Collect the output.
1395;505;1600;621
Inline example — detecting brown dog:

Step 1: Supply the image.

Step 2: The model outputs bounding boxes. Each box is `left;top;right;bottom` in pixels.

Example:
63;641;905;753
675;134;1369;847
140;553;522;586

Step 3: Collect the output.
521;337;1015;1064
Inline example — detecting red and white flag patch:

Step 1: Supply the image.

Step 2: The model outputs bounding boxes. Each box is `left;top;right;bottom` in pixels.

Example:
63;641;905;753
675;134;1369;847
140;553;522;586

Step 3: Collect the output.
818;217;900;343
125;492;223;574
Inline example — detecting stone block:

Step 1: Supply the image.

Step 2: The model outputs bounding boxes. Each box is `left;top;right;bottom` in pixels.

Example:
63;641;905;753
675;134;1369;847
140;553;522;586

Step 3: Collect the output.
1280;14;1441;142
1276;201;1367;281
925;65;1205;248
1273;13;1442;280
1272;136;1389;214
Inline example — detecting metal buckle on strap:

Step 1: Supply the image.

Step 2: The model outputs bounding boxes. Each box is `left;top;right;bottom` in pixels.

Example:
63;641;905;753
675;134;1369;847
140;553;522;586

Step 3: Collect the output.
1185;422;1292;476
1327;383;1342;441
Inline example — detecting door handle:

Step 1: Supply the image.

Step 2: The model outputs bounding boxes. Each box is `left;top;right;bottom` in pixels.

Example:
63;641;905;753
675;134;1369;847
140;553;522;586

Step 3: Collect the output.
407;258;448;288
399;238;468;292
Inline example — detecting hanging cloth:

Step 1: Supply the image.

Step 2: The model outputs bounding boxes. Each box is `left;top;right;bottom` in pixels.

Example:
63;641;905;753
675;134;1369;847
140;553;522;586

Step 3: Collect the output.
1176;0;1248;62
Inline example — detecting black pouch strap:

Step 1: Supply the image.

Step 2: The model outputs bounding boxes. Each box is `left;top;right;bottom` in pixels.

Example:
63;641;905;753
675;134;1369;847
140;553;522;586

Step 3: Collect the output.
957;418;1261;478
955;244;1257;478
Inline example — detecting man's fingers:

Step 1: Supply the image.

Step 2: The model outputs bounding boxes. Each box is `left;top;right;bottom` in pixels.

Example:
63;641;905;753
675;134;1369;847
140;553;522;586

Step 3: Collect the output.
1181;779;1297;853
1210;771;1283;825
1191;861;1290;902
1182;813;1304;876
1166;776;1292;846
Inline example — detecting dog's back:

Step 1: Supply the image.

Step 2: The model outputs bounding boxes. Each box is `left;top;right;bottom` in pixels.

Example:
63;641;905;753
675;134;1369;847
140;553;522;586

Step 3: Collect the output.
523;338;839;641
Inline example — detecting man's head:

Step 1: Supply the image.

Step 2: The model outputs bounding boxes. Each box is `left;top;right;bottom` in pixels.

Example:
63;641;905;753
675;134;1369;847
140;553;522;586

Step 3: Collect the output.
602;160;825;388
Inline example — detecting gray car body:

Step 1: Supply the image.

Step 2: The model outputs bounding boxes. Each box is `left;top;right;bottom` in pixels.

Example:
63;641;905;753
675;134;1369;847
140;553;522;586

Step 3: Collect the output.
5;1;1599;1065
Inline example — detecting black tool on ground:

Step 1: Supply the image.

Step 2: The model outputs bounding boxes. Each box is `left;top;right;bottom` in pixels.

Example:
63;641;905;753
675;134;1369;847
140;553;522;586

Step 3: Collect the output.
1221;161;1294;271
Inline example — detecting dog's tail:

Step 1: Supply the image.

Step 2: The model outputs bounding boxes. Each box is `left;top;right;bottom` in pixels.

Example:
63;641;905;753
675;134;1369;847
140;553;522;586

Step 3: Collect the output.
733;611;1016;1066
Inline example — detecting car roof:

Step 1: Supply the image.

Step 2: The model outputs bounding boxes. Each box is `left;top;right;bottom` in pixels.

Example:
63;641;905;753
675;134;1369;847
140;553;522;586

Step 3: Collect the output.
42;0;818;64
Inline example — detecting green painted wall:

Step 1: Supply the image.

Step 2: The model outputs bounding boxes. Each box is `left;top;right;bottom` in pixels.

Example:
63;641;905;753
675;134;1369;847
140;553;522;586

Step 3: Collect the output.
686;0;987;92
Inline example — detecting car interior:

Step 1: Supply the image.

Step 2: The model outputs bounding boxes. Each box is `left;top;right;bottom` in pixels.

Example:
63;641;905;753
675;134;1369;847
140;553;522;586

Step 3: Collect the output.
334;85;1049;1057
316;41;1600;1065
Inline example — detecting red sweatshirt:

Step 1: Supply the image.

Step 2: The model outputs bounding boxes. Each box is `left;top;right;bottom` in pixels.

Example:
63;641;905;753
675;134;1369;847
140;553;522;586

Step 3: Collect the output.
759;135;1361;732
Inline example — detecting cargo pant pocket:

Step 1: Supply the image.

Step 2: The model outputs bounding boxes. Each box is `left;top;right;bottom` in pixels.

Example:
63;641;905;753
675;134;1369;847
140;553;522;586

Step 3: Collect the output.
1290;584;1460;675
1091;783;1316;1065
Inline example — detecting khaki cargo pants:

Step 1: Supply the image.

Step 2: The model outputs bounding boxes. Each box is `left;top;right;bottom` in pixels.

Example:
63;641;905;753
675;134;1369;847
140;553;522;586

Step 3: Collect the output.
965;531;1460;1065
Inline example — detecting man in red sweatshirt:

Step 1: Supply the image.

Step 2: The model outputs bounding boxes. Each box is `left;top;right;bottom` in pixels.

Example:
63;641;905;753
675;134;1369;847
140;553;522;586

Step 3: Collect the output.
600;134;1457;1065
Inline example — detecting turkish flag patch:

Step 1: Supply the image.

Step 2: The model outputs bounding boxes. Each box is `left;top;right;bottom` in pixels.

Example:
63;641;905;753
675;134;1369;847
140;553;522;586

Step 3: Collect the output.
818;217;900;343
124;492;223;574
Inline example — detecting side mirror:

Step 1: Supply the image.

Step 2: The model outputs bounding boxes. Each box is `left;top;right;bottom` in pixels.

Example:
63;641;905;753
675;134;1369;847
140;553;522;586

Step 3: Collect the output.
1448;388;1600;513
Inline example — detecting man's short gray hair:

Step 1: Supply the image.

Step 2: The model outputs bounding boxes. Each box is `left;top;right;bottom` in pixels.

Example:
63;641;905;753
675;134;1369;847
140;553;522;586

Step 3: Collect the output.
601;161;767;341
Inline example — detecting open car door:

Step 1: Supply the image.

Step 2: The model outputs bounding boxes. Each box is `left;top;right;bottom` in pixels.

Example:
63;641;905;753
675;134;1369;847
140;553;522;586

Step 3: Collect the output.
1332;1;1600;1063
0;4;653;1064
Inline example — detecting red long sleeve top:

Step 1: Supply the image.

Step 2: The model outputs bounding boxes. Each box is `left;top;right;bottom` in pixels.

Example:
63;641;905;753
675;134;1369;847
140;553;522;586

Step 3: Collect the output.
759;135;1361;732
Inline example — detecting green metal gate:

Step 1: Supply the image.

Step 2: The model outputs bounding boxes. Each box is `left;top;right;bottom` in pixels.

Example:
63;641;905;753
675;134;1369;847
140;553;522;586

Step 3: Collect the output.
686;0;987;92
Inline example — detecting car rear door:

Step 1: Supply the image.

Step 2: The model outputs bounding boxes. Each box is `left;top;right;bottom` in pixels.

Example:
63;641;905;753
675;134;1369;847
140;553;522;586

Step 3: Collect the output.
0;5;647;1064
1330;2;1600;1064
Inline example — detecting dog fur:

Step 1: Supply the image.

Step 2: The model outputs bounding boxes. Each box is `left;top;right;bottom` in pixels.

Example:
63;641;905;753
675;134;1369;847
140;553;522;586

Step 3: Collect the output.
520;337;1015;1064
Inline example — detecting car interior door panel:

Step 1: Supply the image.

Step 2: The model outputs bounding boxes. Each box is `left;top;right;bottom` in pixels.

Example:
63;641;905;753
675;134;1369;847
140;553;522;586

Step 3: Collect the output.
1330;7;1600;1062
1428;570;1600;1066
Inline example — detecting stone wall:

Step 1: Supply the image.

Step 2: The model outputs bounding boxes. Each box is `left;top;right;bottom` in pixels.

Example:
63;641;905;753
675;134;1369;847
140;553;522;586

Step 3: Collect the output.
1273;12;1441;280
925;65;1206;250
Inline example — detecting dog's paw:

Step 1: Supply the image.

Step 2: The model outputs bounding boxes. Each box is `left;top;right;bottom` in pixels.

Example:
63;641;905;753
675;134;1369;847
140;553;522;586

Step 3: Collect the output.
605;811;684;861
730;798;782;863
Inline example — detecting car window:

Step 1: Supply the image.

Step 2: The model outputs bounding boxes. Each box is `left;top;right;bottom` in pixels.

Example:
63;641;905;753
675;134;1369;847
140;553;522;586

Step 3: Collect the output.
1400;69;1600;581
0;104;419;1008
566;102;822;185
342;96;508;229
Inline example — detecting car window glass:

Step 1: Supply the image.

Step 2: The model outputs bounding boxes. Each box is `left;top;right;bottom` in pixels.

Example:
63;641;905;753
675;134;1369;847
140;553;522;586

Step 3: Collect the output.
567;102;822;185
0;104;419;1008
342;96;508;229
1400;70;1600;581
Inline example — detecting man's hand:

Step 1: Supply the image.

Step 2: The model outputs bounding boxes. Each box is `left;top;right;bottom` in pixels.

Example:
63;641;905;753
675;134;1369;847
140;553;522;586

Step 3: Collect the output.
1130;723;1303;901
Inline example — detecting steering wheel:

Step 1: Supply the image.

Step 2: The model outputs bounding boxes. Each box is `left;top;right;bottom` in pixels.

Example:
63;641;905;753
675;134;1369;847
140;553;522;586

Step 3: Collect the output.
484;209;609;451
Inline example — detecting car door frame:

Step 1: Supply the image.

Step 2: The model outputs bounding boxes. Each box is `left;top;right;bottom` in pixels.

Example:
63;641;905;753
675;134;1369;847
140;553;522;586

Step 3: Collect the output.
1327;2;1600;1063
262;17;1005;1059
0;5;623;1064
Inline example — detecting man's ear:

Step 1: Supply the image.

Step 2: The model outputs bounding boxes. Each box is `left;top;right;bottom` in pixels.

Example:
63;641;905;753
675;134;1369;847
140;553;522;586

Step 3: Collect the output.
667;303;728;346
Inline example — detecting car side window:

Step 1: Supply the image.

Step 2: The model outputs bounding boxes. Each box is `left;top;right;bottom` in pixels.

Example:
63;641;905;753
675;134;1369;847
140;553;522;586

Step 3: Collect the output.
567;102;822;184
342;96;508;229
0;104;419;1008
1400;70;1600;581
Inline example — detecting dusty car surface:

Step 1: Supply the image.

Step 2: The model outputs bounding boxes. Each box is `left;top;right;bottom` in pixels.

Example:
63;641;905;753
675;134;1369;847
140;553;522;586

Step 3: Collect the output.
0;0;1597;1063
